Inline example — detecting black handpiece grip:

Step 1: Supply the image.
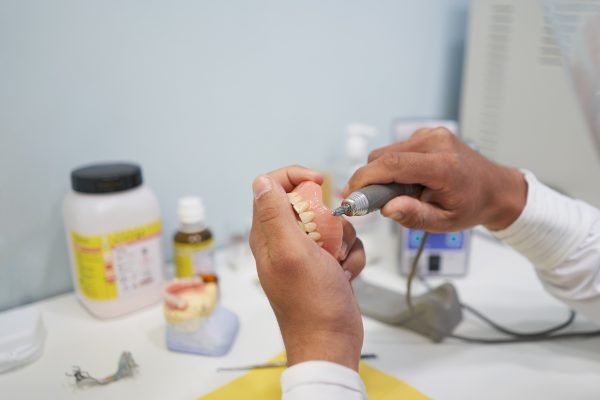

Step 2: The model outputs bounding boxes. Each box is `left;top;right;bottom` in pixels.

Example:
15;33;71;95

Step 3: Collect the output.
357;183;424;213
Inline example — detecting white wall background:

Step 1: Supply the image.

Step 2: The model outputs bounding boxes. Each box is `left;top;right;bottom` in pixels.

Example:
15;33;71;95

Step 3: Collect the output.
0;0;468;311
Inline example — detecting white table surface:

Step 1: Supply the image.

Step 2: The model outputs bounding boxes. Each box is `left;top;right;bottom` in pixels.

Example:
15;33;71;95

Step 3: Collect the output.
2;231;600;399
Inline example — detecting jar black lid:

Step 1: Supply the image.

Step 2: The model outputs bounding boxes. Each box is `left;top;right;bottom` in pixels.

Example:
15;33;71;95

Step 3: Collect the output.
71;163;143;194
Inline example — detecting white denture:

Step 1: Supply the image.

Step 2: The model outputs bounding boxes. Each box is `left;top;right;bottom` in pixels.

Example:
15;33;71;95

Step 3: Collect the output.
293;201;309;213
299;211;314;223
288;192;302;205
308;232;321;241
303;222;317;232
288;192;321;242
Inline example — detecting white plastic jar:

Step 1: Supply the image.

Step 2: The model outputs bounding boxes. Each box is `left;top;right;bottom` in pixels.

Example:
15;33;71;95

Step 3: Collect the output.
63;163;164;318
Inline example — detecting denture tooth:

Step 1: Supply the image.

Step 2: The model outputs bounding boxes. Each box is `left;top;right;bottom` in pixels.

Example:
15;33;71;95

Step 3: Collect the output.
297;220;305;231
287;192;302;205
303;222;317;232
308;232;321;241
299;211;314;223
293;201;309;213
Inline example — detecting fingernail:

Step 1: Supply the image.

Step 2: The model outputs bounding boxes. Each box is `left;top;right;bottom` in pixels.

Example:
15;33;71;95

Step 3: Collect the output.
339;241;348;260
344;270;353;281
253;176;272;200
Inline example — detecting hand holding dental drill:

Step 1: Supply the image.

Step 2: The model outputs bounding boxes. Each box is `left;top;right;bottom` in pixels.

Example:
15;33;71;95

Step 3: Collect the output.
344;127;528;232
251;128;600;399
250;129;528;369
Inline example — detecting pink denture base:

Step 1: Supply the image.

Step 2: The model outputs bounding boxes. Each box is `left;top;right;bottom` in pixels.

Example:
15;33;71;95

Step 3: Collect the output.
291;181;344;260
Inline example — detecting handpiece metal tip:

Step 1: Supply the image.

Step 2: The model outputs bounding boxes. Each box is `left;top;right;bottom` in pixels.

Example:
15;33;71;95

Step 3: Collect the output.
332;205;350;216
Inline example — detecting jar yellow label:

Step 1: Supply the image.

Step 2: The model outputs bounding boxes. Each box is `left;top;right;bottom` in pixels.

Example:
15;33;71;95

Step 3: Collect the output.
174;240;215;278
71;220;162;301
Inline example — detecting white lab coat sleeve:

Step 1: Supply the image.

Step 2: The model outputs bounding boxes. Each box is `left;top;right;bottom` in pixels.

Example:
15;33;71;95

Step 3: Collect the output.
491;171;600;324
281;361;367;400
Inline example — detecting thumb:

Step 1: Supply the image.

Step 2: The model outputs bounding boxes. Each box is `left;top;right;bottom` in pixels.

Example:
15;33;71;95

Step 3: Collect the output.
252;175;302;246
381;196;450;232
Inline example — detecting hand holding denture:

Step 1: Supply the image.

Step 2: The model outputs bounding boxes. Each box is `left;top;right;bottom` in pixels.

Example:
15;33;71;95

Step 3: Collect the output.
250;165;365;371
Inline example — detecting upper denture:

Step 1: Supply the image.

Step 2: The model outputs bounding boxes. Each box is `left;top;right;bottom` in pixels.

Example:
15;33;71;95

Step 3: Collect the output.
287;181;343;259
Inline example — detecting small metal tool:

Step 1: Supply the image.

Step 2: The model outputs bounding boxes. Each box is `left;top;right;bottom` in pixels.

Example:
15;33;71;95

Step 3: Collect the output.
333;183;424;217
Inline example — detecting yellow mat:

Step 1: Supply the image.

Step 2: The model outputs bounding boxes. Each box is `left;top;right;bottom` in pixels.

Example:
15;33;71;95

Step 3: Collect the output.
200;354;429;400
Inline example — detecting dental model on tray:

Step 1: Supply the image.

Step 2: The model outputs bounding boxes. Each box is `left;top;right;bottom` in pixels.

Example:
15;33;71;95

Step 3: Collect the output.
163;278;239;356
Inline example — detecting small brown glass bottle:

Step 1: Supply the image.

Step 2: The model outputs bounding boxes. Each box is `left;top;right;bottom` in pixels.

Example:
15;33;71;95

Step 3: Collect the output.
173;197;217;283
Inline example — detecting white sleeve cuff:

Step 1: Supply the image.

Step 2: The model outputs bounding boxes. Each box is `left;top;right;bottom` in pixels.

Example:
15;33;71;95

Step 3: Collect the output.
490;171;597;271
281;361;367;400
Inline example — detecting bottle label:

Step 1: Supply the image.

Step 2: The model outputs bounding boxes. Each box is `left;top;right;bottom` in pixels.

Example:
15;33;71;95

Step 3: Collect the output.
174;240;215;278
70;220;163;301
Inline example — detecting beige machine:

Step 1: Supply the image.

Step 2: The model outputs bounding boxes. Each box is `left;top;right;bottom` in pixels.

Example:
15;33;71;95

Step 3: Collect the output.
460;0;600;207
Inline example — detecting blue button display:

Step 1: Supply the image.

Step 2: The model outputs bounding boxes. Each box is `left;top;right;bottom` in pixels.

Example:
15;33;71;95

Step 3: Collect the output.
407;230;465;250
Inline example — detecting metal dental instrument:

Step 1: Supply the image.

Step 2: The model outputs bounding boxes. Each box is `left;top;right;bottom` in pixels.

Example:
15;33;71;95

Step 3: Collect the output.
332;183;424;217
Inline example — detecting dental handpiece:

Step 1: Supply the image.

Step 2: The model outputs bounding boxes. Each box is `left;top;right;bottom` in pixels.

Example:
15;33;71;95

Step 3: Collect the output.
332;183;424;217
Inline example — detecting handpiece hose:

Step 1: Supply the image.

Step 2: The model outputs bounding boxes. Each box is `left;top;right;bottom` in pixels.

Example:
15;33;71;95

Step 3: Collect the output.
332;183;424;217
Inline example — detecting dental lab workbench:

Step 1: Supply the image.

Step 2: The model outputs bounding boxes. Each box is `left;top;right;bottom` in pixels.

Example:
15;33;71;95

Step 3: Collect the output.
1;232;600;399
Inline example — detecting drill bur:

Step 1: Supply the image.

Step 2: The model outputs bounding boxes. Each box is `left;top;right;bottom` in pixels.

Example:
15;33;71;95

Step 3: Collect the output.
332;204;350;216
